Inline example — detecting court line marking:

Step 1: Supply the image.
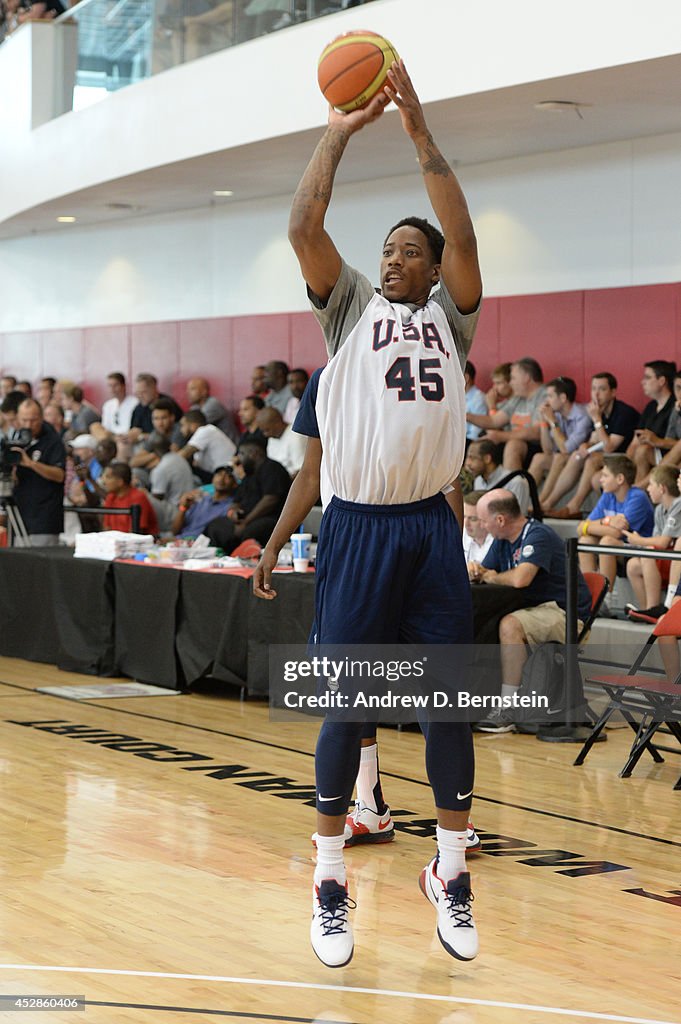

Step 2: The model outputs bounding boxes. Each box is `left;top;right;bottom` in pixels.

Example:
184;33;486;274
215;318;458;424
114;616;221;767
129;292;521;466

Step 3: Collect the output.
2;677;679;850
84;1002;350;1022
0;965;677;1024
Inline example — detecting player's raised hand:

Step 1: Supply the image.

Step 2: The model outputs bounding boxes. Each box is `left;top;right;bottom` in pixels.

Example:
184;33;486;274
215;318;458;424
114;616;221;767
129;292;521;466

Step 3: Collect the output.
384;60;427;140
327;90;390;135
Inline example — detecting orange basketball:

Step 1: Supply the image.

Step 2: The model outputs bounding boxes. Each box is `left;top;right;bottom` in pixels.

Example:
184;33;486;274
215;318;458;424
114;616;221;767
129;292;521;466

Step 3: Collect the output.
317;30;399;113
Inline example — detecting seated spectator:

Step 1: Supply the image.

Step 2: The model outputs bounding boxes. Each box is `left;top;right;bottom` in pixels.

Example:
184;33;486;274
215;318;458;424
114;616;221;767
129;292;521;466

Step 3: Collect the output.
59;382;100;439
530;377;592;499
283;368;310;425
101;462;158;535
0;390;24;439
147;435;196;531
16;381;32;396
18;0;65;23
204;441;290;553
128;373;184;444
92;438;118;483
627;360;676;486
186;376;238;443
577;454;654;592
464;438;531;515
172;467;237;538
256;406;307;478
12;399;66;547
624;464;681;622
462;490;492;563
91;373;139;440
237;394;267;449
130;398;185;470
485;362;512;413
178;409;236;481
466;357;546;471
67;435;102;533
468;489;592;733
35;377;56;408
464;360;488;442
542;372;639;516
43;401;66;438
264;360;293;416
251;365;269;398
0;375;17;398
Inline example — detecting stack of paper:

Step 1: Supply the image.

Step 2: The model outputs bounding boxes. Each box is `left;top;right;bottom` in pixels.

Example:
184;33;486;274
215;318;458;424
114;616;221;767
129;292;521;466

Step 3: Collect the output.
74;531;155;561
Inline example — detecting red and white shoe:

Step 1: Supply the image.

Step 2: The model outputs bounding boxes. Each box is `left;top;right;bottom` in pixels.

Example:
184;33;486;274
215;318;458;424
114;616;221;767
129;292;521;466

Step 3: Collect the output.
312;801;394;848
310;879;355;968
466;822;481;853
419;857;478;961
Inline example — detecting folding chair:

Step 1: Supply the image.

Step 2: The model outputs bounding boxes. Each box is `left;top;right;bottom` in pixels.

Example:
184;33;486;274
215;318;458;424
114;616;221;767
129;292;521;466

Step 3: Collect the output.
574;600;681;788
578;572;609;644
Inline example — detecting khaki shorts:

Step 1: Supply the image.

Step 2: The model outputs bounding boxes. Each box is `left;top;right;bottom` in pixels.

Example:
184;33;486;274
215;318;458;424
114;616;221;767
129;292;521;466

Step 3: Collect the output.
511;602;583;647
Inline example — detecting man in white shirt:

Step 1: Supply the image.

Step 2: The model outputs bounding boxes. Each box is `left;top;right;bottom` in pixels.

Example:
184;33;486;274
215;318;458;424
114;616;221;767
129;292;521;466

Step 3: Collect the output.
178;409;236;481
283;368;310;425
92;373;139;440
461;490;492;562
256;406;307;477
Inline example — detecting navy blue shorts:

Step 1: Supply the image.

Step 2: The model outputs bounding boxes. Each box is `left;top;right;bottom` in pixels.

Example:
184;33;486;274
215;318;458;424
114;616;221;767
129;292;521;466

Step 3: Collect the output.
312;492;473;646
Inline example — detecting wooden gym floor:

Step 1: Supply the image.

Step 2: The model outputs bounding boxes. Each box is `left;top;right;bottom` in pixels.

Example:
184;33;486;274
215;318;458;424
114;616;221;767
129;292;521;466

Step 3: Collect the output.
0;655;679;1024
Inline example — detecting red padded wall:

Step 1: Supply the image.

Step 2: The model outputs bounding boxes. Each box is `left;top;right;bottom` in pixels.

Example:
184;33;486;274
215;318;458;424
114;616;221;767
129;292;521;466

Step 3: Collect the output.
3;281;681;416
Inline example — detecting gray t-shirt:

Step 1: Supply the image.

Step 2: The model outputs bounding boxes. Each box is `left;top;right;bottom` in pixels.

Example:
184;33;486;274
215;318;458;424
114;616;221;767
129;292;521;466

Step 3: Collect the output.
501;387;547;432
150;452;195;505
474;465;531;515
309;260;480;370
653;496;681;538
665;406;681;441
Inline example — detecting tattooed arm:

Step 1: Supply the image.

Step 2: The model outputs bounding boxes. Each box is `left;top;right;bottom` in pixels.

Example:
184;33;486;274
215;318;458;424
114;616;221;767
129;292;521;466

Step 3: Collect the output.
288;94;389;303
384;61;482;314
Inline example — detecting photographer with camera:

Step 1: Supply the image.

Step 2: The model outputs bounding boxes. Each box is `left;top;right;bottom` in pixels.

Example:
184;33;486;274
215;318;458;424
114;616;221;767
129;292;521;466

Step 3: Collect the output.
10;399;66;546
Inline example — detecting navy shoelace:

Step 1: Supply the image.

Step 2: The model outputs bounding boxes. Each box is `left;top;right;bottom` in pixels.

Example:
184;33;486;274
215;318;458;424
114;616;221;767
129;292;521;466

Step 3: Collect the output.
318;889;357;935
444;885;475;927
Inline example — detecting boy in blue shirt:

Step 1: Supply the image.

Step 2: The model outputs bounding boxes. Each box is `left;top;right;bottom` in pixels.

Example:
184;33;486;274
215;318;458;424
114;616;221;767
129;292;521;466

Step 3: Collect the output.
577;454;654;591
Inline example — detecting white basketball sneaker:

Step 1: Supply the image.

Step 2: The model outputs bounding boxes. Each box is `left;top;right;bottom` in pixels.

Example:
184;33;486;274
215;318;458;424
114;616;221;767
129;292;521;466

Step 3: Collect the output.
310;879;356;968
419;857;478;961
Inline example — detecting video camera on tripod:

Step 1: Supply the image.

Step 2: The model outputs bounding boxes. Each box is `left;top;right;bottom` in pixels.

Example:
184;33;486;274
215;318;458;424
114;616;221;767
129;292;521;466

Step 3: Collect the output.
0;429;32;542
0;428;32;483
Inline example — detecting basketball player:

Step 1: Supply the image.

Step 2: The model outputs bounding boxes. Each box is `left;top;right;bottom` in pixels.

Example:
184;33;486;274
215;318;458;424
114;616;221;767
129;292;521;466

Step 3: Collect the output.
282;59;481;967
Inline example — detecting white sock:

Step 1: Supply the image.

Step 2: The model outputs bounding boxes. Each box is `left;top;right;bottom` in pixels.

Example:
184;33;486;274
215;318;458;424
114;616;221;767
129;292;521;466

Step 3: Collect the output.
314;834;346;886
356;744;379;811
665;584;676;609
501;683;517;700
436;825;468;880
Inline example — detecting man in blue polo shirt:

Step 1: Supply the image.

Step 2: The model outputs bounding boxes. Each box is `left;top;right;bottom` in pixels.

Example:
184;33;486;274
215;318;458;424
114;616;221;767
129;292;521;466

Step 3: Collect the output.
468;488;592;734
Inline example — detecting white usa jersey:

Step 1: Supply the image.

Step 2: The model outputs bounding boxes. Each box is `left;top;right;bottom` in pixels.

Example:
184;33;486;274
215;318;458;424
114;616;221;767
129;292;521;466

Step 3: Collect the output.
310;261;480;506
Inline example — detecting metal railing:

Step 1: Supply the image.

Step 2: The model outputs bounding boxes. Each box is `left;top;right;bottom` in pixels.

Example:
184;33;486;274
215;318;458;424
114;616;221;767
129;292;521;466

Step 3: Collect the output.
63;502;142;534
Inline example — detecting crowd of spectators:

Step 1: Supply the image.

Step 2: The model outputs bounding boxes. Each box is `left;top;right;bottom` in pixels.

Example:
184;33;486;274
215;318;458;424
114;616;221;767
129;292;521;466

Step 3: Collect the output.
5;353;681;632
0;362;312;555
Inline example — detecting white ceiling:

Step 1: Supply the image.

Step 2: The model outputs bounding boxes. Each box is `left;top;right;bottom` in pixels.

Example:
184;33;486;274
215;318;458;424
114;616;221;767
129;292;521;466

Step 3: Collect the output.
3;51;681;240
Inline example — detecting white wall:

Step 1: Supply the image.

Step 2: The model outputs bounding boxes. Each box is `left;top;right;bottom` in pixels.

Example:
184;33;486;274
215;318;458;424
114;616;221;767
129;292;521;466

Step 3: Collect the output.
2;129;681;331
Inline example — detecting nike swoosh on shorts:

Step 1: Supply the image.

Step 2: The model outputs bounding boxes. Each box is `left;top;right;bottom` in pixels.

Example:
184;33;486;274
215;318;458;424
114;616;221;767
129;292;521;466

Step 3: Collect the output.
457;788;474;801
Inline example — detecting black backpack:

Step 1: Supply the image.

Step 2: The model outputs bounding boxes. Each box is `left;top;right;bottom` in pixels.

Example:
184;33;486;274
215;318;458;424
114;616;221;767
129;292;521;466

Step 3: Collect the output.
515;643;568;724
